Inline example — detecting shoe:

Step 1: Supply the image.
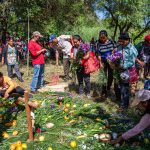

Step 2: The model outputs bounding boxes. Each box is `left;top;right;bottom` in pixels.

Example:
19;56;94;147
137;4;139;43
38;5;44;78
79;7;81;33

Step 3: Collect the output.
30;91;38;94
18;78;24;82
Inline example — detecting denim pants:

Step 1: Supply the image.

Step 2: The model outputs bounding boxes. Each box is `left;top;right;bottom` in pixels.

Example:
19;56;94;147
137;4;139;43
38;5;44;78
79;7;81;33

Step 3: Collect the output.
76;68;90;95
30;64;44;92
7;64;22;79
114;81;130;108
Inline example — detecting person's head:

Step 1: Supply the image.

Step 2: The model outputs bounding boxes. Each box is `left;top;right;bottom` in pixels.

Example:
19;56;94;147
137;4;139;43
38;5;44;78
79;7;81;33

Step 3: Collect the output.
0;72;4;85
32;31;43;41
7;37;14;47
49;34;58;45
144;34;150;47
118;32;130;47
73;35;82;48
132;90;150;110
99;30;108;43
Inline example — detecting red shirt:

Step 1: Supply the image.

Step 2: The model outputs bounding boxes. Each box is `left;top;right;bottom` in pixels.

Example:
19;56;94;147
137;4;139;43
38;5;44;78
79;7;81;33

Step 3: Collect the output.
28;40;44;65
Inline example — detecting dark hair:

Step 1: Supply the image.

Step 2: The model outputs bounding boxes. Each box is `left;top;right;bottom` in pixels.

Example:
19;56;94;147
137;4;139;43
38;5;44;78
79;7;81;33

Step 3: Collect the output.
99;30;108;37
73;35;82;41
7;37;14;42
0;72;3;78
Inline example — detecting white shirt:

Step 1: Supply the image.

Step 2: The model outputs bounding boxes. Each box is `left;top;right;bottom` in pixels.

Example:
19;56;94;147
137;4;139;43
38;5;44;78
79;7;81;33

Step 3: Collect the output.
54;35;72;59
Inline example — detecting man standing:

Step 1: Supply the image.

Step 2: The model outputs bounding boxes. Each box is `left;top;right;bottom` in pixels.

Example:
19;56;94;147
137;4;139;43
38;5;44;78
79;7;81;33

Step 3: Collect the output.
115;32;138;111
28;31;46;93
136;34;150;79
49;34;72;81
96;30;116;97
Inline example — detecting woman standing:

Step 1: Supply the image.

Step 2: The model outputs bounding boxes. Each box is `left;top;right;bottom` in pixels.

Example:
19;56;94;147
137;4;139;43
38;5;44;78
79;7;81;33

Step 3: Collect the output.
2;37;23;82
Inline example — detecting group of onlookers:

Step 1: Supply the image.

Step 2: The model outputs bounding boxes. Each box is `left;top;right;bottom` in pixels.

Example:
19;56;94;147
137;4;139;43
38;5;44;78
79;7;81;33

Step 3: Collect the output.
0;30;150;146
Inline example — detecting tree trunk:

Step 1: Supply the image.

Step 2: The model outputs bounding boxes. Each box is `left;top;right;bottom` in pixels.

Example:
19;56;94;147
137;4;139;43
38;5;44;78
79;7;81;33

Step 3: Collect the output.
113;19;118;41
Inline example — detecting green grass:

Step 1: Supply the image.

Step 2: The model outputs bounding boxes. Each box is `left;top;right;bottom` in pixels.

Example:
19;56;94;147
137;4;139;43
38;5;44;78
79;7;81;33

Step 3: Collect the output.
0;91;150;150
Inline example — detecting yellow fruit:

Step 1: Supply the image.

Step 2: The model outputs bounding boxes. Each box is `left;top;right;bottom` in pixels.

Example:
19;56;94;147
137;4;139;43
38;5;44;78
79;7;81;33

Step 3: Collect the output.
2;132;9;139
69;120;76;124
96;117;101;121
16;146;23;150
144;138;149;144
16;140;22;146
48;147;53;150
70;141;77;148
83;104;90;108
12;120;17;126
12;130;18;136
39;136;45;141
64;108;69;113
22;143;27;149
65;104;70;108
10;144;16;150
64;116;69;121
72;104;76;108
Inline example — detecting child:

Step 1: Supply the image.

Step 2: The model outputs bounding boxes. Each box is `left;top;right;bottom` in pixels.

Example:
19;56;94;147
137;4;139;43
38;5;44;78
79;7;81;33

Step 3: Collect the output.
110;89;150;144
72;35;91;98
0;72;38;108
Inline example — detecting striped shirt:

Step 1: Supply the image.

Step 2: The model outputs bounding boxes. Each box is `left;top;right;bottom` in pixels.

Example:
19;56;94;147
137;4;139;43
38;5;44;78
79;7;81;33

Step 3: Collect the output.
96;39;116;59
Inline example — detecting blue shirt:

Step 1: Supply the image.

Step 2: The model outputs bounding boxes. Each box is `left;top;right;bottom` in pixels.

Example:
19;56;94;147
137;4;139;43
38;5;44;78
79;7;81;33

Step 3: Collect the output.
118;43;138;69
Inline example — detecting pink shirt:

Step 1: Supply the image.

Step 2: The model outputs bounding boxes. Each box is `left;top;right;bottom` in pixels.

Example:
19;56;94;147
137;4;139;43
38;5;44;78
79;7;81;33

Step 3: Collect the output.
122;114;150;140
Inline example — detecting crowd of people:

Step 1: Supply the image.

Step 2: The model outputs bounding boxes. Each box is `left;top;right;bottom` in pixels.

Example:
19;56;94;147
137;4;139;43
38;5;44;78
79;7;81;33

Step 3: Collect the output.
0;30;150;145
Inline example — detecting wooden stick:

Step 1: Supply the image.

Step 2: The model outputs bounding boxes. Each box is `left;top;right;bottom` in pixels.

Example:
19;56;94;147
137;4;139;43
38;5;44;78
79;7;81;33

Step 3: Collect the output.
24;91;34;141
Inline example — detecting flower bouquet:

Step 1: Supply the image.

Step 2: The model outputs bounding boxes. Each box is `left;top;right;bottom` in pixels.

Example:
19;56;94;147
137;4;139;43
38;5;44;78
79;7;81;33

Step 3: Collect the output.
70;43;89;74
107;52;122;70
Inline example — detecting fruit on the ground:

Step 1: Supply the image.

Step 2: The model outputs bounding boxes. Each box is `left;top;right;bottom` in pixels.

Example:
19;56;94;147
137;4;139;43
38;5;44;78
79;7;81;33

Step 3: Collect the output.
39;136;45;141
48;147;53;150
12;130;18;136
65;104;70;108
70;141;77;148
22;143;27;149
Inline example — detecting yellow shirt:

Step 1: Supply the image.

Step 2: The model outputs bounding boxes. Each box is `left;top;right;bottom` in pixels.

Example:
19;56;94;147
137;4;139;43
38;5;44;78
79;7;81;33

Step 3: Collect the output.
0;76;17;94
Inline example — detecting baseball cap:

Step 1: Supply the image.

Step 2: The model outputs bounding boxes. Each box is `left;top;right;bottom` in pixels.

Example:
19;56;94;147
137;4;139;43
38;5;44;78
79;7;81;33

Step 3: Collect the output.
32;31;43;38
145;34;150;42
49;34;57;42
131;89;150;107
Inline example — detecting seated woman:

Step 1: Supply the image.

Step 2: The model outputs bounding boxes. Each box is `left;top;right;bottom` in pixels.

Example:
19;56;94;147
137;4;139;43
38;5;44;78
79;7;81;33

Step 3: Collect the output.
110;89;150;144
0;72;38;108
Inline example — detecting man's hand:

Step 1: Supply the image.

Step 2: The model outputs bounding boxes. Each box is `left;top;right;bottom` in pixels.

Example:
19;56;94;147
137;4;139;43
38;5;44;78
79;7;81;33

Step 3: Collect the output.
138;61;145;67
4;93;9;99
109;136;123;145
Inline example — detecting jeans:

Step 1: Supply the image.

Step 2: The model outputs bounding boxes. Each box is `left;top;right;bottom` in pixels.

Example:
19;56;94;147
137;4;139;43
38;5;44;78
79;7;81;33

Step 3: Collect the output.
102;60;113;95
7;64;22;79
114;81;130;108
76;68;90;95
30;64;44;92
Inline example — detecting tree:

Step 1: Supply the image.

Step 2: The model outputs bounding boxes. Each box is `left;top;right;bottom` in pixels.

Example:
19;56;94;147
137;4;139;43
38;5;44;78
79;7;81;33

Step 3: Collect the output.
96;0;150;41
